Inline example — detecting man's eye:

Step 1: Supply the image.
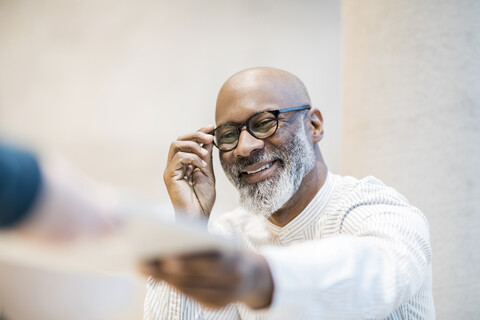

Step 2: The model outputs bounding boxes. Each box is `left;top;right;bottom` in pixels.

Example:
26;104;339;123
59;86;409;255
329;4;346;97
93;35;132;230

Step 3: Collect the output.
253;119;276;132
219;131;237;142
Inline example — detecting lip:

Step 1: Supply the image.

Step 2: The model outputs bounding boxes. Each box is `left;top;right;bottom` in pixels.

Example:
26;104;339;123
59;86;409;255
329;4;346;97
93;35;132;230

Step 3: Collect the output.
241;160;279;183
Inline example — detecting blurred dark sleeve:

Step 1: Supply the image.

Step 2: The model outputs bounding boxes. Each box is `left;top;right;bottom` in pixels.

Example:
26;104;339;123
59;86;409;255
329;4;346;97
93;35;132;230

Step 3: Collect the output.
0;143;43;228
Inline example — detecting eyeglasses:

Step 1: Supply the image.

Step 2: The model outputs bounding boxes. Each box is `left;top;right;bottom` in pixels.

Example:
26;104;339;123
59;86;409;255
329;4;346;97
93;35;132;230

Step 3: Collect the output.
211;105;311;151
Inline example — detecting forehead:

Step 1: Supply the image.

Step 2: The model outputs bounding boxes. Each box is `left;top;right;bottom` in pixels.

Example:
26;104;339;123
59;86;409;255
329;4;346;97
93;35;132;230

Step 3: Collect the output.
215;78;298;126
216;99;278;126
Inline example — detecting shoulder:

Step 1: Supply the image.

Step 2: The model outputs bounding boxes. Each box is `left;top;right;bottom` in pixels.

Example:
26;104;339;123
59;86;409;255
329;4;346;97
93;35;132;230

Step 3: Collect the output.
335;174;410;208
331;174;429;232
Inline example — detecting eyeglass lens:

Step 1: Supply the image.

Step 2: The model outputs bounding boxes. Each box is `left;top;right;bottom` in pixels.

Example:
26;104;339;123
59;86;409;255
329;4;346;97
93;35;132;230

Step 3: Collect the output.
214;112;278;151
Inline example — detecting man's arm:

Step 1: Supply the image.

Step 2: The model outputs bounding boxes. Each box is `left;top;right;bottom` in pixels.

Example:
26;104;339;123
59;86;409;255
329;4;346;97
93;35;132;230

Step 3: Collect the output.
141;125;225;318
260;205;432;319
142;204;432;319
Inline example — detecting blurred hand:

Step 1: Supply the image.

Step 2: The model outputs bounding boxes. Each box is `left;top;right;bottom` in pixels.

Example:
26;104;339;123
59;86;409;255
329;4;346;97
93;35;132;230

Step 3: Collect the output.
14;155;122;241
164;125;216;218
140;248;274;310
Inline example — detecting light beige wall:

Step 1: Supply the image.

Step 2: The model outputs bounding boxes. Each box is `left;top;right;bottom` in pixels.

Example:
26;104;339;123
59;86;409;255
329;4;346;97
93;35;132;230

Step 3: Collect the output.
0;0;341;216
342;1;480;318
0;1;340;319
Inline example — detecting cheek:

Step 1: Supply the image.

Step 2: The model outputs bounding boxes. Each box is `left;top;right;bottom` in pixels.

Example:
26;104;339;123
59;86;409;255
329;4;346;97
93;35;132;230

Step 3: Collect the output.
265;130;290;148
219;151;234;166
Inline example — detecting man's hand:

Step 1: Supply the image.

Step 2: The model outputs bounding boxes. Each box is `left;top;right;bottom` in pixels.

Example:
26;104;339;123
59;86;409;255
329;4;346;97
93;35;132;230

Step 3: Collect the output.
164;125;216;217
140;249;274;310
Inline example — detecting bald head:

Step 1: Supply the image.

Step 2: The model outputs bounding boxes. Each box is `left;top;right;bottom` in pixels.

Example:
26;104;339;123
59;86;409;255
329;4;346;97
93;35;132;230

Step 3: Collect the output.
215;67;311;125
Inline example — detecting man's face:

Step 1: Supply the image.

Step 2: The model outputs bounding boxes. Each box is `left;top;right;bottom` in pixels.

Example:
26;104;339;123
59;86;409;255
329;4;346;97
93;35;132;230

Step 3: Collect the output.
218;106;316;217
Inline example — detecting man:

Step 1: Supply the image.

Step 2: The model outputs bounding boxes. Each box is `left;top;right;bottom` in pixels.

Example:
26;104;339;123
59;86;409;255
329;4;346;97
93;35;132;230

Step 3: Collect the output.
142;67;434;319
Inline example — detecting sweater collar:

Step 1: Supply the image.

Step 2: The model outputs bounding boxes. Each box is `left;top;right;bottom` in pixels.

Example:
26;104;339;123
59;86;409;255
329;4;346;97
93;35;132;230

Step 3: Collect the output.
266;171;337;238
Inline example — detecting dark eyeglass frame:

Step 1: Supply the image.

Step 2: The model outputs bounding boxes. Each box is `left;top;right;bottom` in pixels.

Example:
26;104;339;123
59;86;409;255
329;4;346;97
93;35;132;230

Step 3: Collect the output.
211;105;311;151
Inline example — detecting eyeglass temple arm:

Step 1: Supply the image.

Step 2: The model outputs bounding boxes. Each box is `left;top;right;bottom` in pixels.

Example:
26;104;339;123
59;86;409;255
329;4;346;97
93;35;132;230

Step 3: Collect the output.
278;105;311;114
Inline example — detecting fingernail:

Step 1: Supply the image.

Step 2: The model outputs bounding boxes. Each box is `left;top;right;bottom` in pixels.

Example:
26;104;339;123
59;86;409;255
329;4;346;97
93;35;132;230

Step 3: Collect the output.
201;160;207;167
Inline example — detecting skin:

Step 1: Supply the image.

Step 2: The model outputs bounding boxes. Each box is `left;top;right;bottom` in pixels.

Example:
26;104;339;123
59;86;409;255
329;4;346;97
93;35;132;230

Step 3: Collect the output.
141;67;328;310
14;156;122;241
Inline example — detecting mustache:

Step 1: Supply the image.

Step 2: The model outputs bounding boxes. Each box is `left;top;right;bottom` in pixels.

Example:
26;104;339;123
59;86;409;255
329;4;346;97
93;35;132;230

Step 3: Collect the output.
221;148;284;184
230;149;279;170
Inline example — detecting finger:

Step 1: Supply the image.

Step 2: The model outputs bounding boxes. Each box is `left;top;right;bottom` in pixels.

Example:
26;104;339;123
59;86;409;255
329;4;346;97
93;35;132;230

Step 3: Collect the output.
185;164;194;179
153;272;236;290
166;153;206;182
202;141;214;169
173;251;222;260
198;124;215;134
161;253;241;280
196;124;215;142
168;140;209;161
171;152;207;172
177;129;214;145
198;125;215;161
191;145;214;178
142;258;245;297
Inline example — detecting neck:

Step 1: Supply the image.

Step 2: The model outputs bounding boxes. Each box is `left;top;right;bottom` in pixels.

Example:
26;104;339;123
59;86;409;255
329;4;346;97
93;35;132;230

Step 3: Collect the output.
268;156;328;227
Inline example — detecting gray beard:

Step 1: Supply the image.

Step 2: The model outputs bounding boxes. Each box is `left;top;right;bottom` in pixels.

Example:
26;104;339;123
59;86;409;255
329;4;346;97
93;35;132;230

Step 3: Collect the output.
220;123;316;218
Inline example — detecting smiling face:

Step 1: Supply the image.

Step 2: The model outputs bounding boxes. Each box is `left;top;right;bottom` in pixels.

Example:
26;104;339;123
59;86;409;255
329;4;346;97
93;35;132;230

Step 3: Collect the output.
215;67;317;217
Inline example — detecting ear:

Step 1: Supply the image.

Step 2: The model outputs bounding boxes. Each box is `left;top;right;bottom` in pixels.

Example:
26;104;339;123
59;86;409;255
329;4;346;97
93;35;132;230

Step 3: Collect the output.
307;108;324;143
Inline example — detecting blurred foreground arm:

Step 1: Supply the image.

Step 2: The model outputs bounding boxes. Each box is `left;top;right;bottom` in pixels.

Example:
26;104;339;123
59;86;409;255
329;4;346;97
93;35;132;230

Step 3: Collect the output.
0;144;120;241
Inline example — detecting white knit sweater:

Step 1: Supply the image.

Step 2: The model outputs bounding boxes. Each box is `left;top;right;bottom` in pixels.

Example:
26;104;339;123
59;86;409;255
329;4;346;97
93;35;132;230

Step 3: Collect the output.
144;172;435;319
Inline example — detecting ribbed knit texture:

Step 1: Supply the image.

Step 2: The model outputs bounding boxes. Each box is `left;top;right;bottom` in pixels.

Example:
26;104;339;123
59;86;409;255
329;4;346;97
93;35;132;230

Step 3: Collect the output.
144;173;434;319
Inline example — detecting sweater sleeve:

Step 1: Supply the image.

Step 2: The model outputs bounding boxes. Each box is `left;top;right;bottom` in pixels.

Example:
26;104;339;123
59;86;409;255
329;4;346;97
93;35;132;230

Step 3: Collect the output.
0;143;43;228
259;205;433;319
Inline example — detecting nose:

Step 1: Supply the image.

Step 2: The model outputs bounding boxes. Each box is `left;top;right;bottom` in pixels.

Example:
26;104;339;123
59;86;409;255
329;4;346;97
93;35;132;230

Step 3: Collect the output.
233;128;264;158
